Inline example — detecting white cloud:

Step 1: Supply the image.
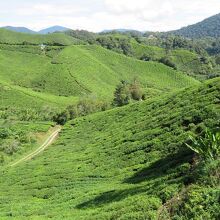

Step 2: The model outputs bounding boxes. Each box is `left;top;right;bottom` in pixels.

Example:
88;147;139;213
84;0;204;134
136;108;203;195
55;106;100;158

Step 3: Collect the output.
17;3;88;16
1;0;220;32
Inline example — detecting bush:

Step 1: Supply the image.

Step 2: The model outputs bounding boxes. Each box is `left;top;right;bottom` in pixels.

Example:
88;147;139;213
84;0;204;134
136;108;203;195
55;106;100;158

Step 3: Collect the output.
0;153;4;164
186;129;220;160
159;57;177;69
113;81;131;106
53;110;70;125
113;79;144;106
130;80;143;101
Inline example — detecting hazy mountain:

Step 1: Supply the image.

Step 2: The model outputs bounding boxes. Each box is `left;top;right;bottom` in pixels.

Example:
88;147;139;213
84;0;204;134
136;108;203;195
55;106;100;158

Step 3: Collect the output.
102;29;144;34
38;26;70;34
2;26;36;34
171;13;220;38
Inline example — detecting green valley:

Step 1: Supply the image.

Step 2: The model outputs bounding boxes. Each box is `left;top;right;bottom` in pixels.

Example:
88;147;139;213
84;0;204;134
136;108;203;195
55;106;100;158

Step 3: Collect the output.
0;10;220;220
0;78;219;219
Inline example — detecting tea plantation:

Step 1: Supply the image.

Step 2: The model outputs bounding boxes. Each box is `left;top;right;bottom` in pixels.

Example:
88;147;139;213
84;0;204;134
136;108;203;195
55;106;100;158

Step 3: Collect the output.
0;29;219;220
0;28;83;45
0;78;219;219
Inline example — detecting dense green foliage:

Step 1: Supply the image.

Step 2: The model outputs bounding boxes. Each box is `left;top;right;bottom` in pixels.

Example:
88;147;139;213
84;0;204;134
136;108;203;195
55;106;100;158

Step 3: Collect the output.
171;13;220;38
0;39;198;122
0;78;219;219
186;129;220;160
0;27;219;219
113;80;144;106
0;120;54;165
72;31;214;79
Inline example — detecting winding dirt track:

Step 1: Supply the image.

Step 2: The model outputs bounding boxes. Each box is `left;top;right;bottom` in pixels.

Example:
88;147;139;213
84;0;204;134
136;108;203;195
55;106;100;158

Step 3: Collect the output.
10;127;61;167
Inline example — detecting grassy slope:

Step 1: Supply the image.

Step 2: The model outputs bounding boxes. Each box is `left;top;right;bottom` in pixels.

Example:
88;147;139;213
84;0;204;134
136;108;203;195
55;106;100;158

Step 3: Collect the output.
0;78;219;219
0;80;78;110
55;45;199;97
0;44;199;111
131;41;209;78
0;28;82;45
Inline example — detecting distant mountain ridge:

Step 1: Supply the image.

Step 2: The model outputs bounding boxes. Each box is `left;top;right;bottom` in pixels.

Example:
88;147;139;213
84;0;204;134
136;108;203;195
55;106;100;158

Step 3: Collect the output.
171;13;220;38
1;25;70;34
101;29;144;34
2;26;36;34
2;12;220;38
38;26;70;34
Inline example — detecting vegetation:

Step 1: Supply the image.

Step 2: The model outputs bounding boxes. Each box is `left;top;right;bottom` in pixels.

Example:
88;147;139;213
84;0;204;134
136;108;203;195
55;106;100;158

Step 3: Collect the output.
186;129;220;160
0;25;219;219
171;13;220;38
0;120;54;165
0;28;83;45
113;79;144;106
0;78;219;219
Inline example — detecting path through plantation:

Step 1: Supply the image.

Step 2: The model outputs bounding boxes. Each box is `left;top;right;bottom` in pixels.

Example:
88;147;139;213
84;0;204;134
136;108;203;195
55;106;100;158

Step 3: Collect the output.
10;126;61;167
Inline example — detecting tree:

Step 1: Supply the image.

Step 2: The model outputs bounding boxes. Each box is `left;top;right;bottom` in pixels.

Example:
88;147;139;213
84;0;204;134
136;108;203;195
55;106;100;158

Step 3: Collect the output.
159;57;177;69
0;153;4;164
53;110;70;125
113;81;131;106
129;79;143;101
215;55;220;65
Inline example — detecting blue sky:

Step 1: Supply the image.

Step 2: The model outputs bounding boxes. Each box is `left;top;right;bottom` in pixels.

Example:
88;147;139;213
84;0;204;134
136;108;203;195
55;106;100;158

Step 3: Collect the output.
1;0;220;32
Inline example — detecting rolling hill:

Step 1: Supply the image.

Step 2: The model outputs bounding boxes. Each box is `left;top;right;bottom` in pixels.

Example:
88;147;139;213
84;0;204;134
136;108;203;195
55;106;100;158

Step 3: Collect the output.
0;78;219;219
130;41;211;79
39;26;70;34
1;26;36;34
0;19;219;220
171;13;220;38
0;28;82;45
0;43;199;104
0;33;199;124
1;26;70;34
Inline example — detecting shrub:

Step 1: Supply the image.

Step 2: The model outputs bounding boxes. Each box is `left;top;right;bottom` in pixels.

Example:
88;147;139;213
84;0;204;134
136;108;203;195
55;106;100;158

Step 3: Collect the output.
113;81;131;106
113;79;144;106
129;80;143;101
186;129;220;160
159;57;177;69
0;153;4;164
53;110;70;125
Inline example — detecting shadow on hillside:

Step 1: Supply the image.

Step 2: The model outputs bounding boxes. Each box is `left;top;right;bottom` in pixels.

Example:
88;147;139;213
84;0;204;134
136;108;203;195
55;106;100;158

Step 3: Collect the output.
76;149;193;209
124;148;192;184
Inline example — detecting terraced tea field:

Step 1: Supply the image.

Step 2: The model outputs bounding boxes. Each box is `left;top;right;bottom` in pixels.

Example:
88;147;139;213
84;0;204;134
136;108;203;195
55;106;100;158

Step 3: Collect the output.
0;78;219;219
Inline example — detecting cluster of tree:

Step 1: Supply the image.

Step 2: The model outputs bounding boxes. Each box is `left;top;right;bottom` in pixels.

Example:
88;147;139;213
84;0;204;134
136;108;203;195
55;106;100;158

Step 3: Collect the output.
0;107;42;121
53;98;110;125
140;54;177;69
66;30;133;56
0;126;32;157
51;79;146;125
113;79;145;107
96;36;132;56
159;35;207;56
65;30;97;44
0;97;110;125
206;39;220;55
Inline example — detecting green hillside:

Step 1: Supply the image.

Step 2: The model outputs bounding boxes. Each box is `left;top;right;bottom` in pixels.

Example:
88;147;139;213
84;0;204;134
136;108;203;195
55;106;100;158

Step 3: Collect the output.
171;13;220;38
0;44;198;103
89;33;212;79
0;28;83;45
0;78;219;219
54;45;199;96
131;41;212;79
0;80;78;109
